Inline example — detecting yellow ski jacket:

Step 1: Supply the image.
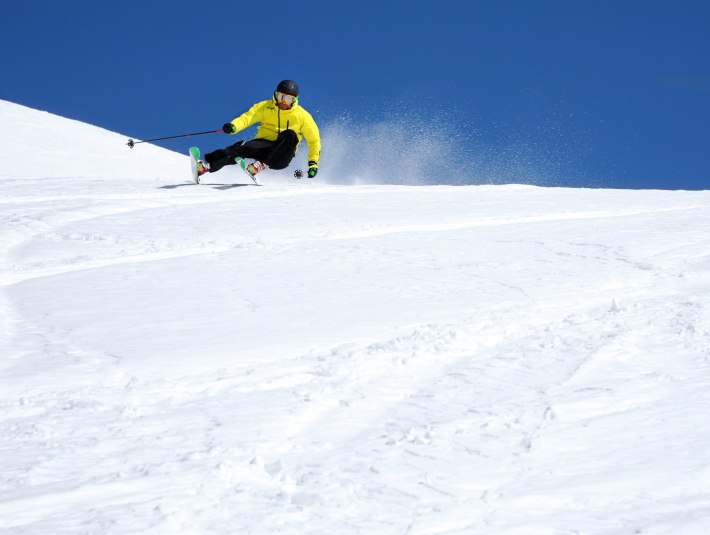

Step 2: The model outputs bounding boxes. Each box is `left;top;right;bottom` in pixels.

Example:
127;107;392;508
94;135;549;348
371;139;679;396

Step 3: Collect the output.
228;99;321;164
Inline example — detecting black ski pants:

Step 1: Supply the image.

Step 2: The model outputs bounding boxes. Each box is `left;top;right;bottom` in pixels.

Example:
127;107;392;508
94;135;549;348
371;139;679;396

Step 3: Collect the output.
205;129;299;173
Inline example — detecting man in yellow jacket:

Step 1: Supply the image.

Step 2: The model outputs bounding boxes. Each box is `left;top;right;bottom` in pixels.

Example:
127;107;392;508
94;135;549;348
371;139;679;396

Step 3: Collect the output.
197;80;321;179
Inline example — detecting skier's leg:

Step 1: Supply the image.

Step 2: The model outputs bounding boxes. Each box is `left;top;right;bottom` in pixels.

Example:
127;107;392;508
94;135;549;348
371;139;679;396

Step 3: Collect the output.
203;144;238;173
203;140;269;173
204;131;298;173
262;130;299;170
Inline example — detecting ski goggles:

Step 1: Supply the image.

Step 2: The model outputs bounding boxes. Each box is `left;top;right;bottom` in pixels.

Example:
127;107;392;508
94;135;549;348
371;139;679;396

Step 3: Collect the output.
275;92;297;105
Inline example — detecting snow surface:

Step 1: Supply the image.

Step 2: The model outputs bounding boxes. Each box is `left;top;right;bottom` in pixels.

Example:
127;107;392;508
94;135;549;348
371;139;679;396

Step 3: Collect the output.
2;99;710;534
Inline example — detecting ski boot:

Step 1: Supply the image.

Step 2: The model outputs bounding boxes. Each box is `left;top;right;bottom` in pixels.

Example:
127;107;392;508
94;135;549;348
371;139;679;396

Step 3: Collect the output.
246;160;267;178
197;160;210;176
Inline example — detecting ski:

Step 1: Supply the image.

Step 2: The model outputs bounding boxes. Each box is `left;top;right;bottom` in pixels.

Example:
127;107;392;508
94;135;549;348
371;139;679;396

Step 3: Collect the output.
189;146;201;184
235;157;260;186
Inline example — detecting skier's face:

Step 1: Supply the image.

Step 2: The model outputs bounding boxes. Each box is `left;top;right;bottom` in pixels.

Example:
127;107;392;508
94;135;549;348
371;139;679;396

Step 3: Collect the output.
275;91;297;110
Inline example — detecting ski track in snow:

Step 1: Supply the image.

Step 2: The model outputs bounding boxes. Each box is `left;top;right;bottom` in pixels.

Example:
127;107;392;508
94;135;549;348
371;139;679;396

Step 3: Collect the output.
2;101;710;533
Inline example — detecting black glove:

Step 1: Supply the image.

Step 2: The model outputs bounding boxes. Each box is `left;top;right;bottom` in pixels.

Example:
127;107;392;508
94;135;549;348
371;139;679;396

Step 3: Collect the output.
222;123;236;134
308;161;318;178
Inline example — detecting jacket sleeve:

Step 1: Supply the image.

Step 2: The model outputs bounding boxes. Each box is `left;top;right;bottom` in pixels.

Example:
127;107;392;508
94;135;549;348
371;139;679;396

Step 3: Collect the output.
230;101;267;133
302;112;321;165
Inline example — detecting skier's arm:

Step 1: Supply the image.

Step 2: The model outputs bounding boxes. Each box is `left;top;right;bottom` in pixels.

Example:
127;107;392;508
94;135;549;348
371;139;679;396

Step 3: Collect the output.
302;114;321;165
227;101;267;134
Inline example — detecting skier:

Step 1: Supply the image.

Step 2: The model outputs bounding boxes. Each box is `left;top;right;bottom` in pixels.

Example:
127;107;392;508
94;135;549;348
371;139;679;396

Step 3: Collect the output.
196;80;321;180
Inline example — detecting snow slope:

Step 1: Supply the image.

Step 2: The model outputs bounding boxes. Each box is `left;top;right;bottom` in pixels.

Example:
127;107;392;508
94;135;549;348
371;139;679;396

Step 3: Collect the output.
2;99;710;534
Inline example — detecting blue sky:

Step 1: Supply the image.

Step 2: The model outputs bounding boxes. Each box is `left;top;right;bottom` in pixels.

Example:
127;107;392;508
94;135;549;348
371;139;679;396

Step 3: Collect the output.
1;0;708;189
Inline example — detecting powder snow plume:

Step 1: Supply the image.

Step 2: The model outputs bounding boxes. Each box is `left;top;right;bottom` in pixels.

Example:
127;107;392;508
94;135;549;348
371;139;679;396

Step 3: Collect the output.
317;104;599;187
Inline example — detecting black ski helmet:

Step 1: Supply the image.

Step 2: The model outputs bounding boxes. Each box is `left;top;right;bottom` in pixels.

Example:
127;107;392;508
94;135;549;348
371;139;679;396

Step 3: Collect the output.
276;79;299;97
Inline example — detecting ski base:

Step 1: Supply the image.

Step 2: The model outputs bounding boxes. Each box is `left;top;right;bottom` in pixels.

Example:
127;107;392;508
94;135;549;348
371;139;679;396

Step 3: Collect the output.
189;146;201;184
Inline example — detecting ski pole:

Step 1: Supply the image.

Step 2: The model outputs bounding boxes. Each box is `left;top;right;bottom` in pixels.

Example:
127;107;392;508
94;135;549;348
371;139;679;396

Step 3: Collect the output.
126;129;222;148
